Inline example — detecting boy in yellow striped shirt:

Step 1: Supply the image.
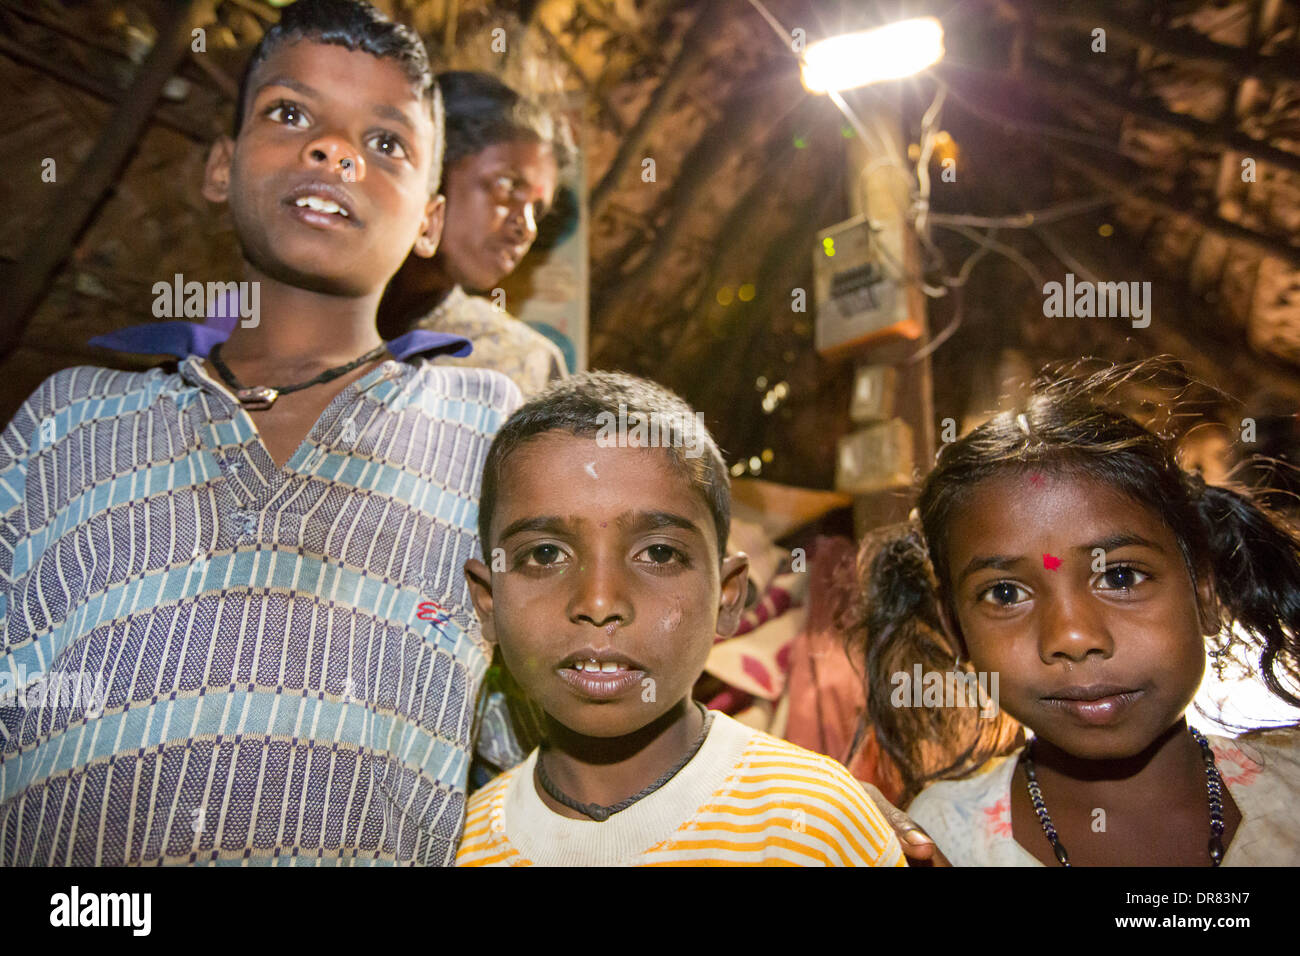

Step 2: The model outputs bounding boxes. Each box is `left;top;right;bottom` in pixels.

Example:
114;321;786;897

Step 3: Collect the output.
457;372;906;866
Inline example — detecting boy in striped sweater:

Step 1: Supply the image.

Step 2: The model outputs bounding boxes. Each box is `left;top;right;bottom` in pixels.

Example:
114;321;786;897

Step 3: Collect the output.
456;372;906;866
0;0;520;866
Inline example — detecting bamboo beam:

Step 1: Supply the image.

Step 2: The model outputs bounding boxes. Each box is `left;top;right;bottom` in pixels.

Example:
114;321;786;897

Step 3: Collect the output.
0;35;212;143
1016;0;1300;86
0;0;133;60
659;162;801;346
1054;150;1300;269
673;176;846;469
529;18;627;137
1026;219;1300;405
941;69;1300;267
0;1;200;359
663;134;844;377
1022;55;1300;177
593;74;812;324
589;0;729;213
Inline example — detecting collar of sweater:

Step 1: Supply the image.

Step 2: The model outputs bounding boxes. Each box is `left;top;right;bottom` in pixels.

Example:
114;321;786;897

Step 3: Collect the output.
499;710;757;866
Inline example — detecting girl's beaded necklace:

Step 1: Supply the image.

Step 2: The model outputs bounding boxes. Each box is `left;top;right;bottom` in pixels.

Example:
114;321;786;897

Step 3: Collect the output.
1022;725;1227;866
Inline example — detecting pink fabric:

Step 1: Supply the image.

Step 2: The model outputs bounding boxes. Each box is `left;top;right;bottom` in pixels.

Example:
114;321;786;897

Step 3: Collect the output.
728;579;794;639
780;537;905;804
698;534;905;803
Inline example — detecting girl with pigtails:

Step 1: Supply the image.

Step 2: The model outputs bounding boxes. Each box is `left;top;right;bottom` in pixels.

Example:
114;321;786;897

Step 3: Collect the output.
851;362;1300;866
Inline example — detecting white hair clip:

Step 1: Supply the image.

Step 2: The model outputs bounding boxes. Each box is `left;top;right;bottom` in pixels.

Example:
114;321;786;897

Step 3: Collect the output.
1016;413;1031;436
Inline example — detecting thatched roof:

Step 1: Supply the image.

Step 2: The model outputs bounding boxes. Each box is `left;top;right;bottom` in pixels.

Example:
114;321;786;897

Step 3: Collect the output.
2;0;1297;491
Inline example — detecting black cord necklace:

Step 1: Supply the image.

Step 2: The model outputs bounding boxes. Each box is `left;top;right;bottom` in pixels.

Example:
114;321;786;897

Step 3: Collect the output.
535;702;714;822
208;341;389;411
1023;725;1227;866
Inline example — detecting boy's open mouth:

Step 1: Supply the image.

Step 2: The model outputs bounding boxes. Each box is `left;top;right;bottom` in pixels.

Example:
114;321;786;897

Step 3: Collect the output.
568;660;632;673
296;196;349;217
556;649;647;699
283;181;361;228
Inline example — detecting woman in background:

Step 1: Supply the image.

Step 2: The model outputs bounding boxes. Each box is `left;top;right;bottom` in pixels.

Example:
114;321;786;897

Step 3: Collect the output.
379;70;573;396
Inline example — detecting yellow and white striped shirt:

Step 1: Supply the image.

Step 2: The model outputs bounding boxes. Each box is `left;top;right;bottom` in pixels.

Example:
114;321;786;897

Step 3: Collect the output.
456;710;906;867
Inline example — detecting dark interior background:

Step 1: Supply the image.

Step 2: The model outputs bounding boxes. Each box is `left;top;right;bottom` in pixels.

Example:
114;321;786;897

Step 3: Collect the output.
2;0;1298;499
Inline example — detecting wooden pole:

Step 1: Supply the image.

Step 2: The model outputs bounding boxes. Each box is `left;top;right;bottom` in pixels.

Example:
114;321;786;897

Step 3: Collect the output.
0;34;212;142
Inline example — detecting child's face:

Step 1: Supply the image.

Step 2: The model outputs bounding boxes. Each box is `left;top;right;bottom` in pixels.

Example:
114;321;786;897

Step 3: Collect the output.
943;471;1211;761
203;41;444;296
437;139;558;291
466;432;748;739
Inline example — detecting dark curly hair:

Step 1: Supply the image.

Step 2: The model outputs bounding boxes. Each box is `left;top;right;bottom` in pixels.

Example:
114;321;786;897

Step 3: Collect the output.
438;70;574;174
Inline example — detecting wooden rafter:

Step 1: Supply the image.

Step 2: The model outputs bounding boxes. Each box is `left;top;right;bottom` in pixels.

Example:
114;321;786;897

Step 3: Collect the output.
0;0;200;359
589;0;727;213
594;65;812;322
1015;0;1300;86
939;65;1300;266
0;6;213;142
1022;55;1300;178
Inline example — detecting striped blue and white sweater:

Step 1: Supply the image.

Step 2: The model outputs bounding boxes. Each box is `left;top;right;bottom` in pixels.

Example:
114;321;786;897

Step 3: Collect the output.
0;350;520;865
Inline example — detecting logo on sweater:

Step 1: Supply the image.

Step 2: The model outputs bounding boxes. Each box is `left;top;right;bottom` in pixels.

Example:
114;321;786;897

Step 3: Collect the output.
417;599;450;635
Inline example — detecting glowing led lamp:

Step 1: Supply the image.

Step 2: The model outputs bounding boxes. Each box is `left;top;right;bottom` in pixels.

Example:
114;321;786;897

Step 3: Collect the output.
800;17;945;93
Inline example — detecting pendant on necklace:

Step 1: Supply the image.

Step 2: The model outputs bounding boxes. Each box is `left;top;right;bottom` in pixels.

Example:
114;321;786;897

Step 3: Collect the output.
235;386;279;411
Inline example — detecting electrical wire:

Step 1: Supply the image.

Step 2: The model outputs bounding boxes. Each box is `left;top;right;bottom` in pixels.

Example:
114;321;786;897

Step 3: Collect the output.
939;75;1133;159
914;84;947;264
907;228;997;363
744;0;790;44
1032;225;1101;285
934;223;1047;288
742;0;1108;363
929;195;1116;229
911;283;967;362
947;228;998;289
